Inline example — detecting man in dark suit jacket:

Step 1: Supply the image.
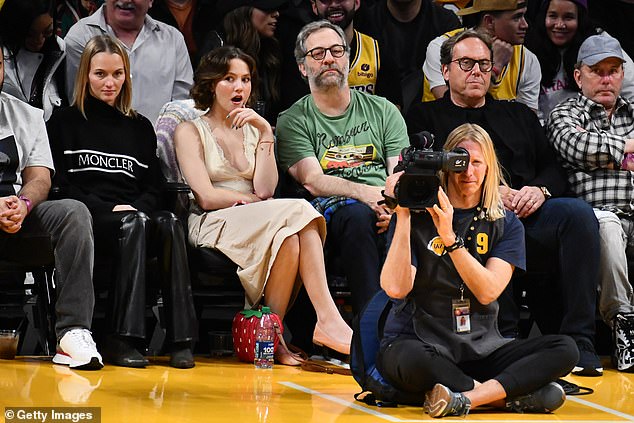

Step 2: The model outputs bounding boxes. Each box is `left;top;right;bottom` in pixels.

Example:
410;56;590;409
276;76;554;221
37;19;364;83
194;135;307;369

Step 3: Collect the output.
405;29;603;377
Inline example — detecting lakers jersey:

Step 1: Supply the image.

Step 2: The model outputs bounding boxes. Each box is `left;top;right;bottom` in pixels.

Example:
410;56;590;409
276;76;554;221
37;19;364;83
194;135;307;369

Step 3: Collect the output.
348;30;381;95
488;45;524;101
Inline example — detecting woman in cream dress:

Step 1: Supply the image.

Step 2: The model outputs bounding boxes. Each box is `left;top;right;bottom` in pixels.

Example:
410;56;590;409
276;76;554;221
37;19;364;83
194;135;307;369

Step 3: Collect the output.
174;46;352;365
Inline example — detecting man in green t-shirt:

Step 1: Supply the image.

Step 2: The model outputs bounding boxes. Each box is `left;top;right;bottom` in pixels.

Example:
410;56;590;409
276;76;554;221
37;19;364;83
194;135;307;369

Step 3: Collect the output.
276;20;409;313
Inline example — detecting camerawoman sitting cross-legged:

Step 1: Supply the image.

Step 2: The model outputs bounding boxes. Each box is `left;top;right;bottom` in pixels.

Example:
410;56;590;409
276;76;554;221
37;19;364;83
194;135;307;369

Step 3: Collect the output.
378;123;578;418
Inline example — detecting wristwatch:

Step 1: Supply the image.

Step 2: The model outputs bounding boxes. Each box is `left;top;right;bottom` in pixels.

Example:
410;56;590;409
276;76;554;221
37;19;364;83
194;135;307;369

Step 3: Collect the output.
538;186;552;200
445;235;464;253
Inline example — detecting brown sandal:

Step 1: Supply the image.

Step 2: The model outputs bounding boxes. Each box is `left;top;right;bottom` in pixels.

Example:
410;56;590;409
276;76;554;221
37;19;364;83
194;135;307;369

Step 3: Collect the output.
274;323;351;376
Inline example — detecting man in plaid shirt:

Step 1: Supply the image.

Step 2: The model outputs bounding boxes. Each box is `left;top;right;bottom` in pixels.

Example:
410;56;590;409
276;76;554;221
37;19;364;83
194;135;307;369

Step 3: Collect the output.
547;34;634;373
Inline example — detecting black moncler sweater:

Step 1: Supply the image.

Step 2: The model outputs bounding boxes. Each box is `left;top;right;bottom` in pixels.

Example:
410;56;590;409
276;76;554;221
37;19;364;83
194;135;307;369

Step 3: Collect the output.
46;95;164;214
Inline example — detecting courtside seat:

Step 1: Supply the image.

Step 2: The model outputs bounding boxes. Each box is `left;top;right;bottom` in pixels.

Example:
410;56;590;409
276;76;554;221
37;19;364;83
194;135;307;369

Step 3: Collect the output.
0;261;56;355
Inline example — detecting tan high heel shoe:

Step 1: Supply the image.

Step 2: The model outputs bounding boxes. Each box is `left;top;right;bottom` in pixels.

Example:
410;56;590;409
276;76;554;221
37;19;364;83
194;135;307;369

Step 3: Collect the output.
313;324;351;355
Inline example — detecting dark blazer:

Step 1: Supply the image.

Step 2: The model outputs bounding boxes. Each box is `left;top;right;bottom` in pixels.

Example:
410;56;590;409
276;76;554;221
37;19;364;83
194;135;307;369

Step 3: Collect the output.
405;94;569;196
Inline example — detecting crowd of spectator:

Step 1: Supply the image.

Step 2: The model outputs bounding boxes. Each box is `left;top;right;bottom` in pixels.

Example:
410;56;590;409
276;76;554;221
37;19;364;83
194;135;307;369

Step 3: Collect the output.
0;0;633;415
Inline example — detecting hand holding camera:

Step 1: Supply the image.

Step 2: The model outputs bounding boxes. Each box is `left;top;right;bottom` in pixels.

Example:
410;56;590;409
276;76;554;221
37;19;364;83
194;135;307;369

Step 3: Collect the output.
427;186;457;246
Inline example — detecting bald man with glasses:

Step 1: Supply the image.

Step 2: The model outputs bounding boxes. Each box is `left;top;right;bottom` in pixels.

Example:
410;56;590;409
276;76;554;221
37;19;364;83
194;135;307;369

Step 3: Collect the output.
406;29;604;377
276;20;409;314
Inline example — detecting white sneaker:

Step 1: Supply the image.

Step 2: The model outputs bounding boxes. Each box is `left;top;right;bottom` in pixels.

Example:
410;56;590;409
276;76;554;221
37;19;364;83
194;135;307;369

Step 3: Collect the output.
52;329;104;370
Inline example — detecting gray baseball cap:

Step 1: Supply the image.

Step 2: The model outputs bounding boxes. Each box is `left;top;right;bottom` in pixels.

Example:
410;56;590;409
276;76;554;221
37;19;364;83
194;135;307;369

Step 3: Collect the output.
577;34;626;66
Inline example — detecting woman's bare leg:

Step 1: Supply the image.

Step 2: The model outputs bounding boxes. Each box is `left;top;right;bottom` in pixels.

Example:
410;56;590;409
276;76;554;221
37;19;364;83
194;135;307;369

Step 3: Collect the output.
263;234;299;319
263;234;302;365
263;219;353;363
297;219;352;354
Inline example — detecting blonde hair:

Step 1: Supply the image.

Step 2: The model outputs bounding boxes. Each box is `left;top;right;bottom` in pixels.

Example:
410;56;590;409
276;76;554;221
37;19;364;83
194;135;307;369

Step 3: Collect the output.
441;123;508;221
72;35;135;118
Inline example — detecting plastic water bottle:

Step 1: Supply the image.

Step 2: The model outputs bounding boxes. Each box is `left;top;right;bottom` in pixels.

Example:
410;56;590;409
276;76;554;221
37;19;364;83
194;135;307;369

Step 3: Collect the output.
254;306;275;369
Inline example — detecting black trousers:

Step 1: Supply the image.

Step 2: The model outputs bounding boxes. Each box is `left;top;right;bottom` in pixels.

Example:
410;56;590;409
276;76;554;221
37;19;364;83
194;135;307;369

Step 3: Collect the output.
498;198;600;343
93;210;197;343
377;334;578;399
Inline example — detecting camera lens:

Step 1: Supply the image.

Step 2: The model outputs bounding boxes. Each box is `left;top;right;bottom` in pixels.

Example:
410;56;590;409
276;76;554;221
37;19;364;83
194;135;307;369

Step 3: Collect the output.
398;174;439;210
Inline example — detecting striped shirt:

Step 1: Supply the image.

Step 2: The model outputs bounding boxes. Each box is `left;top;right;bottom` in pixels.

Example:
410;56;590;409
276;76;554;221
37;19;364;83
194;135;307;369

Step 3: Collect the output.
547;94;634;214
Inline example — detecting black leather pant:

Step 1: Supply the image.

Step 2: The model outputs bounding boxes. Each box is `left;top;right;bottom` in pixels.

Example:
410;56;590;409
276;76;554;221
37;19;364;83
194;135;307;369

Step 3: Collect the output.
93;210;197;343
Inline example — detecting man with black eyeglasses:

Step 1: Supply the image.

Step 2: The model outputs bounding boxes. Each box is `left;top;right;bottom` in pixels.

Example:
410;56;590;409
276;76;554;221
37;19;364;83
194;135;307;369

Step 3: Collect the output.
420;0;540;112
406;29;604;377
278;0;403;110
310;0;402;109
276;20;409;314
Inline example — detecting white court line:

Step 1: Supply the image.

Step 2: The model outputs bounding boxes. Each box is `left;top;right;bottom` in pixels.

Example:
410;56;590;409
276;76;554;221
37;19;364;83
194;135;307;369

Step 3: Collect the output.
279;381;403;422
280;381;634;423
567;396;634;421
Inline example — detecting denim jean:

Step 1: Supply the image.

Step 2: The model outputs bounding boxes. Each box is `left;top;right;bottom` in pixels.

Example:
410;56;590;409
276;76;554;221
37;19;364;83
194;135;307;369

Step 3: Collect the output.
594;209;634;323
0;199;95;339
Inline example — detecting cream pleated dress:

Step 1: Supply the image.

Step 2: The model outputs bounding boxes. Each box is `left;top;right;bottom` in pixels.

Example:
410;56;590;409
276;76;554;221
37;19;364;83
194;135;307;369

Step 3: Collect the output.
187;117;326;306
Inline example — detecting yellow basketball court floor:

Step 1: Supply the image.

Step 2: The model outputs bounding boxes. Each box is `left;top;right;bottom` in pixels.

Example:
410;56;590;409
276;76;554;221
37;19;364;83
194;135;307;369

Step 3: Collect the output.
1;356;633;422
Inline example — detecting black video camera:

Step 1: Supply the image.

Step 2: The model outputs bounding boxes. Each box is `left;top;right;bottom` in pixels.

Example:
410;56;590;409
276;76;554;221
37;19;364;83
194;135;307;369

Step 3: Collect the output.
393;131;469;210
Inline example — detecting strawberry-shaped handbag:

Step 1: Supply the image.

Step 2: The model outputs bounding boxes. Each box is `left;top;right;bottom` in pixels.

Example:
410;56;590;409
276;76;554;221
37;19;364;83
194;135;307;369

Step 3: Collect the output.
232;307;284;362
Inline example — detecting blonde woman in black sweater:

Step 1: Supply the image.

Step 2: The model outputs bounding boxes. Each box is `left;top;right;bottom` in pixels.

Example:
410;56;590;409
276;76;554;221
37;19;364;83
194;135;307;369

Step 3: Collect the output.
46;35;197;369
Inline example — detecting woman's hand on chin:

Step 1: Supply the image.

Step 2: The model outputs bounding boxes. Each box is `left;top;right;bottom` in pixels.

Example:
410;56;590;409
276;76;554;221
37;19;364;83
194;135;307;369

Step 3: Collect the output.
227;107;273;137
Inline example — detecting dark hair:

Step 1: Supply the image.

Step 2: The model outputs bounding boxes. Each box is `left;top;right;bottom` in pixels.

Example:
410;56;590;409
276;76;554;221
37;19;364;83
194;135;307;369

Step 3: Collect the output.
462;11;484;29
440;29;493;66
0;0;54;54
524;0;597;90
223;7;281;102
191;46;258;110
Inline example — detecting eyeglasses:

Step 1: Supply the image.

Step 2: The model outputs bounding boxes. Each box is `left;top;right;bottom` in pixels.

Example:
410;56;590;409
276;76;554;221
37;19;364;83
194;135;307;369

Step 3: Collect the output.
451;57;494;73
304;44;347;61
